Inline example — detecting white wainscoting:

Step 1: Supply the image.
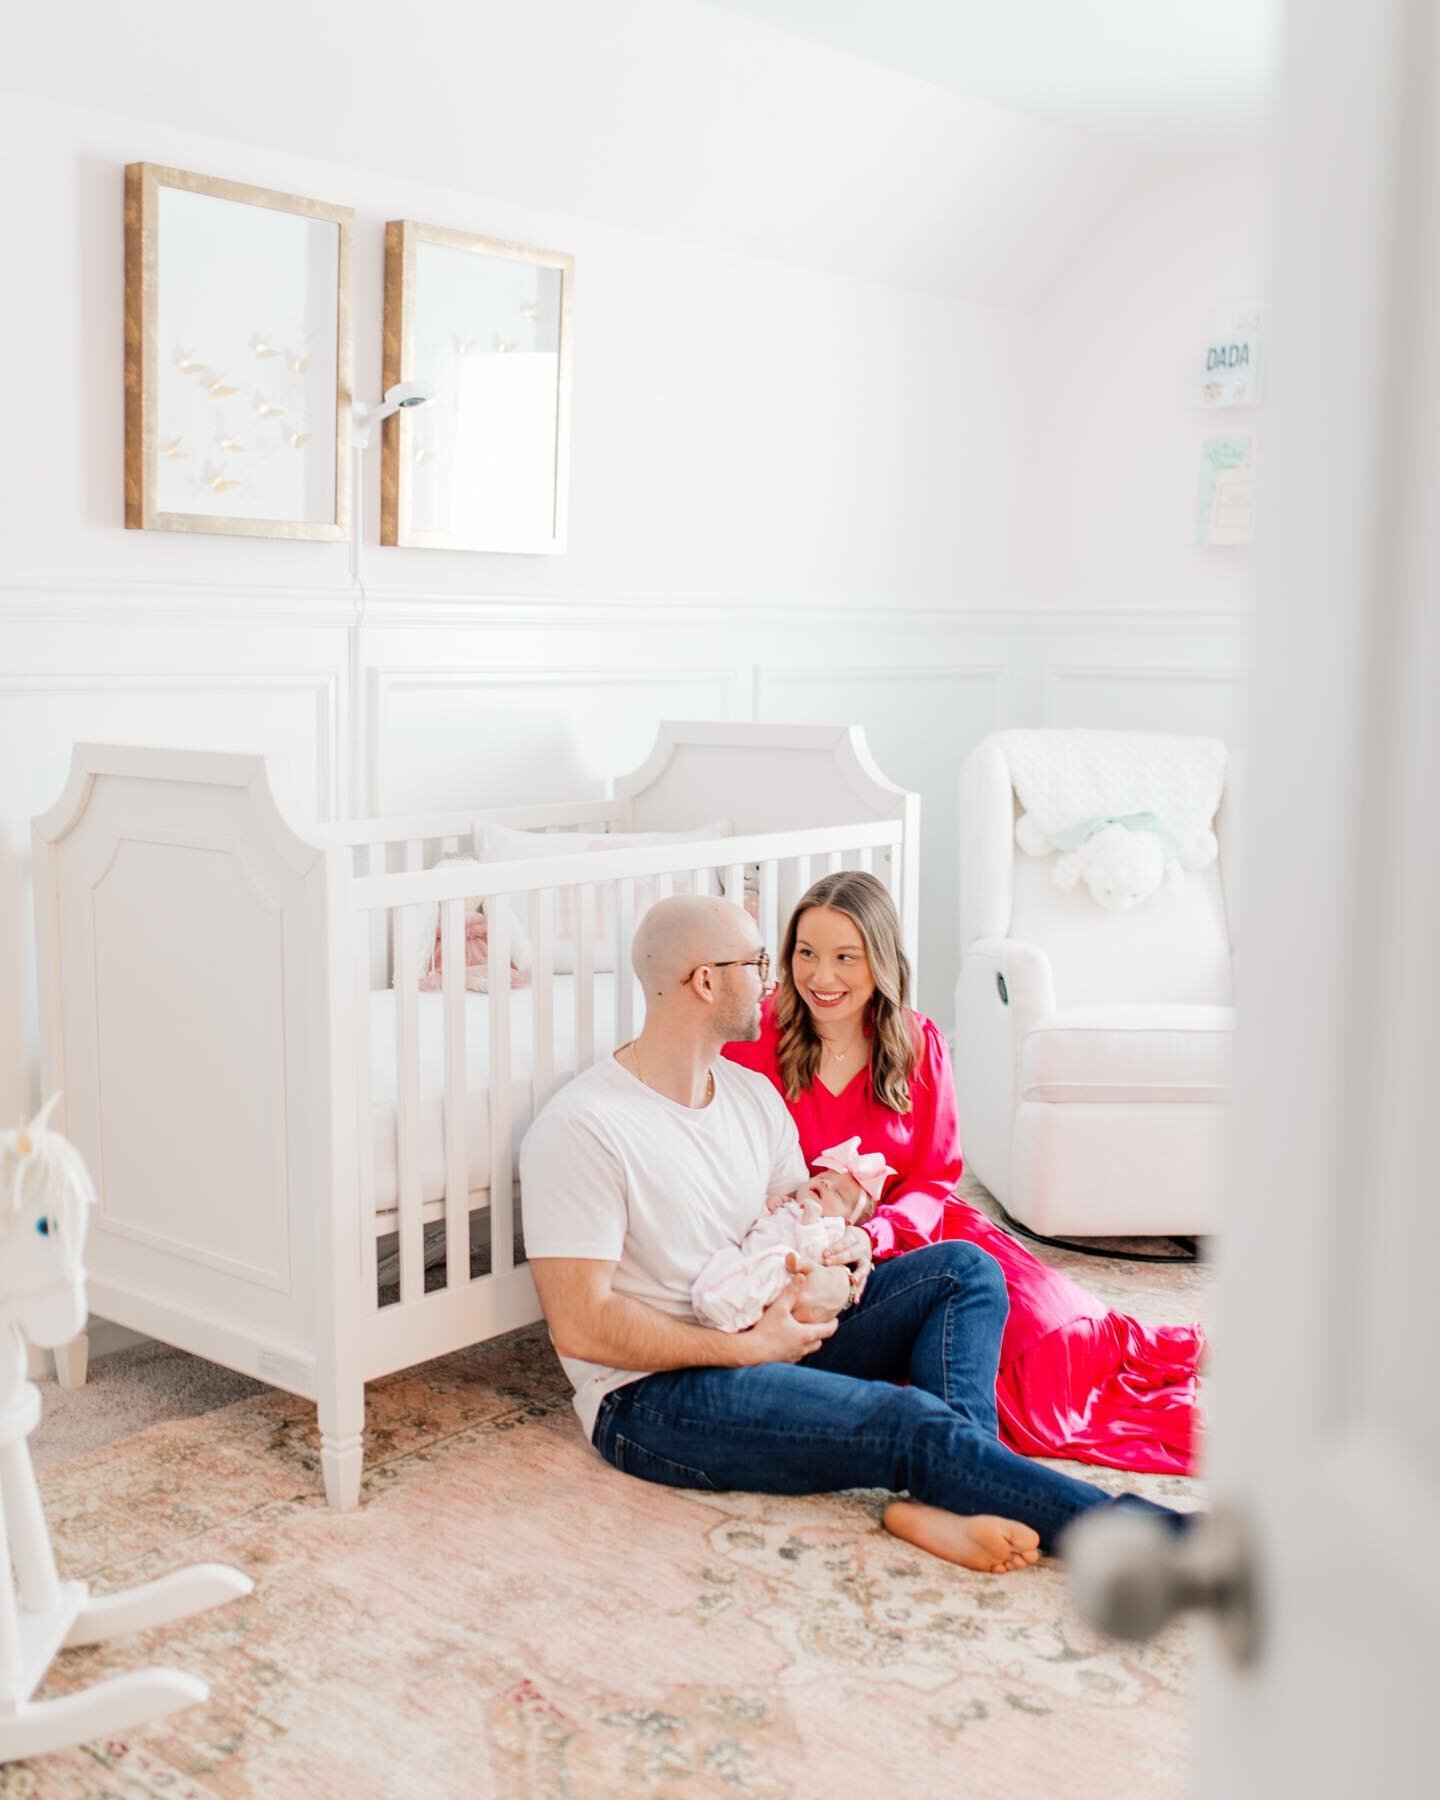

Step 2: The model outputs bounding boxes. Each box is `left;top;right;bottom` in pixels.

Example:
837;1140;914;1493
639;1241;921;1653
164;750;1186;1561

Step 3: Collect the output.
1042;661;1252;742
0;579;1252;1119
367;664;747;815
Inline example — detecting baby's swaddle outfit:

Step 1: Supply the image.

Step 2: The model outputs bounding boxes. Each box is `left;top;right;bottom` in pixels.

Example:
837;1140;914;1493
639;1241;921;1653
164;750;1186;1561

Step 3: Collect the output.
691;1136;895;1332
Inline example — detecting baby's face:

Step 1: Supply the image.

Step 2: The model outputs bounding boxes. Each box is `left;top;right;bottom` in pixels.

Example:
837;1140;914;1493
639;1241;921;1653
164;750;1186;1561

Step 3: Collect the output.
809;1170;863;1220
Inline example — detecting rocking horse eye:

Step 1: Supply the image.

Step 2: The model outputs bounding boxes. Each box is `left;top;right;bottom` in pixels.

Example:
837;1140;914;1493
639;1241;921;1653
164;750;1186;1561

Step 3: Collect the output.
36;1216;51;1236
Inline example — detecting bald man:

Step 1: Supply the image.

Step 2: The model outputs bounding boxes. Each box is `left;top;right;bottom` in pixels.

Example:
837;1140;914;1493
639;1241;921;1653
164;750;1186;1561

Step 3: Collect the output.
520;897;1180;1574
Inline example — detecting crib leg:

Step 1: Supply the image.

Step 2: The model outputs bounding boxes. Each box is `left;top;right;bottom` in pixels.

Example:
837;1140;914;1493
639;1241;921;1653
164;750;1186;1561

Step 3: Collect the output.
52;1334;88;1390
320;1430;364;1511
318;1381;366;1512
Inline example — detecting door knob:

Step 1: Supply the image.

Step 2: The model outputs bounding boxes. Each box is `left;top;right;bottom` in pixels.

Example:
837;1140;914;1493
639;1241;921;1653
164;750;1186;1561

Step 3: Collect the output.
1064;1502;1260;1665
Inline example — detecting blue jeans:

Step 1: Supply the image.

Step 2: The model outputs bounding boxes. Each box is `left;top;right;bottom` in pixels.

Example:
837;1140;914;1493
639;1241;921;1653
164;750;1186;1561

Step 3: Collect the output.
592;1241;1178;1554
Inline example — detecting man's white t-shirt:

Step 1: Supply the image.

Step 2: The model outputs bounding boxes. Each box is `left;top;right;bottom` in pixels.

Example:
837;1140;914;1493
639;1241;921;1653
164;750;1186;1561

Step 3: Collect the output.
519;1053;809;1438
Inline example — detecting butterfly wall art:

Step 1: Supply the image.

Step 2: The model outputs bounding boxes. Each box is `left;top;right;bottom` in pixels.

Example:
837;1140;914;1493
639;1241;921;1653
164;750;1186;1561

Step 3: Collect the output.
125;163;354;540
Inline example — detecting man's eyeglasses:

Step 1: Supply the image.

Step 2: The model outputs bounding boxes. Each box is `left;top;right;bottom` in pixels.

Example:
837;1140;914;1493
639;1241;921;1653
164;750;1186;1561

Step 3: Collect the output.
688;949;771;985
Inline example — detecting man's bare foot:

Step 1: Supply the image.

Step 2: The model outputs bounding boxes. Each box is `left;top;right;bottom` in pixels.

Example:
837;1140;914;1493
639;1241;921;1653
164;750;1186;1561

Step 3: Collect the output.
883;1500;1042;1574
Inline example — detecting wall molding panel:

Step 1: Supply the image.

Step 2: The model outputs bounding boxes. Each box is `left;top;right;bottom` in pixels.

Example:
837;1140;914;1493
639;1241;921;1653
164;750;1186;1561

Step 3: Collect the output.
1;575;1253;1117
0;671;342;821
365;664;747;815
0;577;1257;636
1041;660;1251;742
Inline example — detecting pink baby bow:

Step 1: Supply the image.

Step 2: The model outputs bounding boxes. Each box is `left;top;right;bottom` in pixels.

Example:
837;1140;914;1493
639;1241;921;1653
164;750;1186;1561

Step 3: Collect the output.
813;1136;895;1213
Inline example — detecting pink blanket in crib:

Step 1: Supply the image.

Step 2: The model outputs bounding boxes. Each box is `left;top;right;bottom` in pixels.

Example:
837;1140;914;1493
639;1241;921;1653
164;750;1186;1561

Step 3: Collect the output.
419;912;532;993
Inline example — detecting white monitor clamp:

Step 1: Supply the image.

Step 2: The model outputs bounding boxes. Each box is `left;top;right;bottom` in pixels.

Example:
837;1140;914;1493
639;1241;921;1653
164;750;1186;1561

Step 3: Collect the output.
351;380;435;450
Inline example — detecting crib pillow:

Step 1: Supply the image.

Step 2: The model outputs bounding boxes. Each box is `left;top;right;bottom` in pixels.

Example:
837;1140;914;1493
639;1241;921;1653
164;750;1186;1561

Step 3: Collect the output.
471;817;733;973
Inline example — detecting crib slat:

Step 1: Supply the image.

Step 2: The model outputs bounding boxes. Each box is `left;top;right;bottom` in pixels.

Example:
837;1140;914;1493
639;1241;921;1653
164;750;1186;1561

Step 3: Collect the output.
354;927;378;1304
615;878;636;1044
440;898;468;1292
363;843;387;987
392;906;424;1305
791;854;813;900
529;887;556;1109
881;844;901;904
655;871;675;904
758;860;779;960
724;863;744;908
486;900;515;1276
574;884;595;1071
824;850;843;876
857;845;875;875
403;840;422;874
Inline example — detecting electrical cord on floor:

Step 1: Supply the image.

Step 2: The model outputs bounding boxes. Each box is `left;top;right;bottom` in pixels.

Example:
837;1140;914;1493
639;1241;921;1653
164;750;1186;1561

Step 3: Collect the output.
992;1203;1202;1264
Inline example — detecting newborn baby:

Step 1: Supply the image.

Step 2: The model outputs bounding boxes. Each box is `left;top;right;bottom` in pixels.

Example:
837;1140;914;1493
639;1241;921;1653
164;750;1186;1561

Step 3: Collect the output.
691;1137;895;1331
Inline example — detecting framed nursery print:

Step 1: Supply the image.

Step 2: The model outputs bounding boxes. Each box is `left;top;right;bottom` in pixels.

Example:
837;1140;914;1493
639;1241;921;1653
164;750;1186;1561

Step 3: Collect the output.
380;220;573;554
124;162;353;540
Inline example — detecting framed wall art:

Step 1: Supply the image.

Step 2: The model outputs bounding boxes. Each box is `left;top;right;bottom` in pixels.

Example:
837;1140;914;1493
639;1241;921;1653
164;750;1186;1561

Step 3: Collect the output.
124;163;353;540
381;221;573;554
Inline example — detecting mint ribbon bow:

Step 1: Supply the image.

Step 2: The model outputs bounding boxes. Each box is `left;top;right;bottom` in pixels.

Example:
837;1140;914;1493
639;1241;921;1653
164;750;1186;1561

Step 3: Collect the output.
1048;812;1181;859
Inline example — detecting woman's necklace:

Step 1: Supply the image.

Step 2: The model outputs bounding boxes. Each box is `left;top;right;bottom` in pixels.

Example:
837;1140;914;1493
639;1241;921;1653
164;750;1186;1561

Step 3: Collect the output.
821;1029;864;1067
629;1040;714;1107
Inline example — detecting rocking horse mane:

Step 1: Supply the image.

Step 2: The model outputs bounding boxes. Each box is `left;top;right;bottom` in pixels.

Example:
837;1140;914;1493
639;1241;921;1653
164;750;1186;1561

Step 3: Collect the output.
1;1095;95;1282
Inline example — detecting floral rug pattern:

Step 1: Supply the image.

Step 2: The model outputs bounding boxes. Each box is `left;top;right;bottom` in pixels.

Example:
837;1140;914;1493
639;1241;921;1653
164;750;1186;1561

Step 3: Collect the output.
3;1187;1210;1798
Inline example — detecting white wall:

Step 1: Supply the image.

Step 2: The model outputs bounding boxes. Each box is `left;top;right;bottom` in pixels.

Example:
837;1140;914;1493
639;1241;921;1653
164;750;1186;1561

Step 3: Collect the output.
0;91;1028;607
6;0;1147;307
1025;151;1269;611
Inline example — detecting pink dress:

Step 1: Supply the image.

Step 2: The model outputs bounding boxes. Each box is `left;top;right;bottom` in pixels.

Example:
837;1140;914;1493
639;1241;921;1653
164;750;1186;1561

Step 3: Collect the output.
724;1000;1204;1476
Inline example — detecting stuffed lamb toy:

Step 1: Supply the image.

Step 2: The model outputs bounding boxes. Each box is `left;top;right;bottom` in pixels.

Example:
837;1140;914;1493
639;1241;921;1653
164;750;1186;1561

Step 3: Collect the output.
996;729;1227;913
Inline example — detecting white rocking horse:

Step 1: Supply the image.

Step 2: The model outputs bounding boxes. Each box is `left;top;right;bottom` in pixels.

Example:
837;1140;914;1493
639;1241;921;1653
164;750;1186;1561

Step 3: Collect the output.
0;1097;251;1764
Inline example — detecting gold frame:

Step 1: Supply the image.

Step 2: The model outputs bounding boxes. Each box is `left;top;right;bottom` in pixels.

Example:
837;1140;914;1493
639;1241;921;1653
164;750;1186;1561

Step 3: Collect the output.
124;162;353;541
381;219;573;554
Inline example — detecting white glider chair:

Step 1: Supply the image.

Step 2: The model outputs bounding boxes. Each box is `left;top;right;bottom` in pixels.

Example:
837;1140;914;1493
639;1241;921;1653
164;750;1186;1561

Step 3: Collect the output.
954;732;1237;1238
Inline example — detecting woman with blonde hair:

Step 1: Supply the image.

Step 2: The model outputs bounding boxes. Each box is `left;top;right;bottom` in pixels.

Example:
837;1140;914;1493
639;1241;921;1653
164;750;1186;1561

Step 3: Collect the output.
724;870;1204;1475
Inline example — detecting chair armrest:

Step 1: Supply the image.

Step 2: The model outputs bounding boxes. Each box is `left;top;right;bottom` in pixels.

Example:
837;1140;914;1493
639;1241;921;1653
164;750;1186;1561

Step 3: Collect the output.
952;938;1056;1205
962;937;1057;1034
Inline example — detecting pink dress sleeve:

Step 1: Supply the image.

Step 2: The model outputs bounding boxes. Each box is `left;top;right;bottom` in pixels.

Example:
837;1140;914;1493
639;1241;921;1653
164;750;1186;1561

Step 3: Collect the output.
864;1018;965;1262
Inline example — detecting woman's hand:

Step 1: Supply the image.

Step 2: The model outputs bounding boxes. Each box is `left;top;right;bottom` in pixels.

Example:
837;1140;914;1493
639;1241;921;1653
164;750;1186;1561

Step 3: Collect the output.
822;1225;874;1304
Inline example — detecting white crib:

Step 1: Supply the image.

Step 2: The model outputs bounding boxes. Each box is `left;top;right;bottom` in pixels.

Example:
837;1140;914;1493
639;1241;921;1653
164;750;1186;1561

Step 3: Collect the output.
32;721;918;1508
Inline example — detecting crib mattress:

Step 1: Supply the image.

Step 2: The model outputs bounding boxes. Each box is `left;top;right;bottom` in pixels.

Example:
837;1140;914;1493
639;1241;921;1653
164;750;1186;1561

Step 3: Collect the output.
369;978;633;1214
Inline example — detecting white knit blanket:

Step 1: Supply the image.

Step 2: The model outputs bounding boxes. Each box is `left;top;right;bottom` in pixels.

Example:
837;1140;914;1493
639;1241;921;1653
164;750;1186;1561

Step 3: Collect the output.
993;729;1227;864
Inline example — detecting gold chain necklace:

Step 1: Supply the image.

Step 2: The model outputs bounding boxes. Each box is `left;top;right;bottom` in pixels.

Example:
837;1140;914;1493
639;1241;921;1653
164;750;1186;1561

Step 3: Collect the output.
629;1040;714;1107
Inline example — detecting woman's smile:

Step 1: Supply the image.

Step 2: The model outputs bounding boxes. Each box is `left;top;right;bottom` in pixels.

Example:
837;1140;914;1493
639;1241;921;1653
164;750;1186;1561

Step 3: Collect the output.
806;986;850;1009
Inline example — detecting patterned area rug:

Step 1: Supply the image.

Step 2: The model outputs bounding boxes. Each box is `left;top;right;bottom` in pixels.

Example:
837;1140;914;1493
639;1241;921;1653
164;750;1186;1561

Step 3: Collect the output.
4;1192;1210;1799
